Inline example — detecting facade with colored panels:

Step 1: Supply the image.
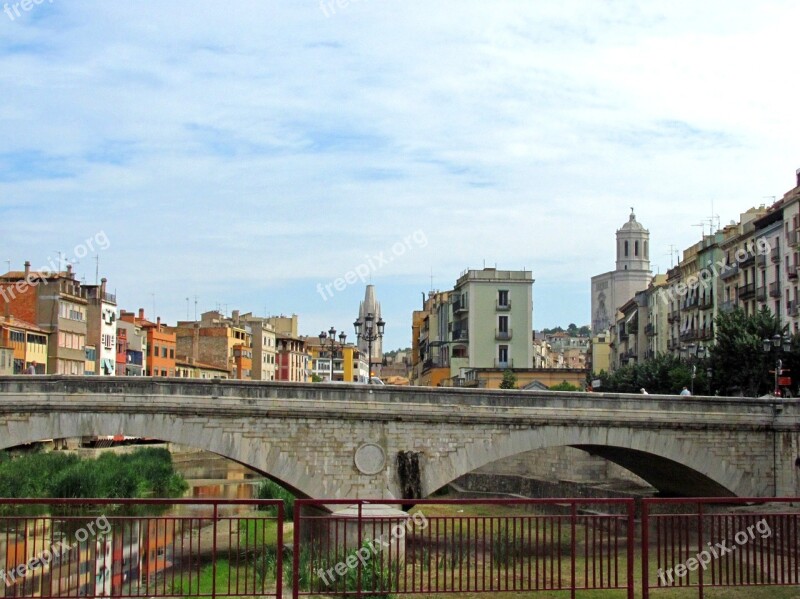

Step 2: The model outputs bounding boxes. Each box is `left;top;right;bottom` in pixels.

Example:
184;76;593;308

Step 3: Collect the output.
120;309;175;377
0;315;48;374
115;321;147;375
0;263;87;375
85;278;117;375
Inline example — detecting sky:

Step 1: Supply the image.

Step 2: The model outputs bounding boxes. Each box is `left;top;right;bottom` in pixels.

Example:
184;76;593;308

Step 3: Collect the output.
1;1;799;351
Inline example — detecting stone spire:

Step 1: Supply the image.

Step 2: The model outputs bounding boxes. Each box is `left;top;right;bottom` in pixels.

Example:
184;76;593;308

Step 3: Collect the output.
357;285;383;371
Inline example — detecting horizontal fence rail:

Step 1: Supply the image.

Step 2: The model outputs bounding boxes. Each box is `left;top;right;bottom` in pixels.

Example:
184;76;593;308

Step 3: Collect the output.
642;497;800;598
292;498;635;599
0;498;283;599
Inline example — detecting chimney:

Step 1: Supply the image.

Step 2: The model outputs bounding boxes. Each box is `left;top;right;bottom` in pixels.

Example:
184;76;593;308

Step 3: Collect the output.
100;277;107;295
232;310;240;324
156;316;161;330
24;261;30;278
66;264;73;276
139;308;145;321
192;324;199;361
796;168;800;188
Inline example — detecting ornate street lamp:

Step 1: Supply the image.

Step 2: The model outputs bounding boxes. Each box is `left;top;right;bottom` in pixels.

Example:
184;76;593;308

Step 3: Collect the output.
354;312;385;384
762;333;792;396
318;326;347;382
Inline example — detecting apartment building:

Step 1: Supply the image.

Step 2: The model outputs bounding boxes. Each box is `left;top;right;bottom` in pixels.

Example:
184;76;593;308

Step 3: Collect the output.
0;263;87;375
175;357;230;378
175;311;251;379
116;319;147;375
241;313;277;381
275;334;310;382
84;278;117;375
0;314;48;374
411;290;452;386
120;309;176;377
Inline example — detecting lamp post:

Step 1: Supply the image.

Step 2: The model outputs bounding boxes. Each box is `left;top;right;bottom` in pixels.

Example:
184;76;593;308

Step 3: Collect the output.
707;366;714;395
681;343;707;395
353;312;385;383
762;333;791;396
318;326;347;382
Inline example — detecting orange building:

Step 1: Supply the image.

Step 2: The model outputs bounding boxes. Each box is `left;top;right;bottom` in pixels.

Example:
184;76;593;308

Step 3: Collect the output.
119;309;176;377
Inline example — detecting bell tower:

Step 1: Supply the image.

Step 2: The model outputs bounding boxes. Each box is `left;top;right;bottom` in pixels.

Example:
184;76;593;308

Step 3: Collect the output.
616;207;650;272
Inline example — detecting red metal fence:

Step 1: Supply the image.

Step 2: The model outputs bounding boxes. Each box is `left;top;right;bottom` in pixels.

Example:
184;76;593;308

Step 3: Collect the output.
642;497;800;598
5;496;800;599
0;498;283;599
291;498;635;599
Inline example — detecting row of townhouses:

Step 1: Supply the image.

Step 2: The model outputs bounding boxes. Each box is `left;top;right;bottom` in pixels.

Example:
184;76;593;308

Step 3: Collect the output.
0;263;383;382
590;168;800;374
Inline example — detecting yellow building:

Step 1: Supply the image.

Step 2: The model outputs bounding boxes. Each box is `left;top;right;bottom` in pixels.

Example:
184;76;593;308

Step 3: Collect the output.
589;331;611;375
306;340;368;382
0;315;48;373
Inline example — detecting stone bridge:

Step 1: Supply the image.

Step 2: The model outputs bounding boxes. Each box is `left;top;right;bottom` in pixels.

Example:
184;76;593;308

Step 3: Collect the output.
1;377;799;500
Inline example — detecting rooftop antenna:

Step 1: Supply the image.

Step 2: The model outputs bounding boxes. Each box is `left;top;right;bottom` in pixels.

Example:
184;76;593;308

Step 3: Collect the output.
666;245;677;268
194;296;198;320
94;255;100;285
54;251;63;273
186;297;190;320
430;268;434;292
692;222;706;238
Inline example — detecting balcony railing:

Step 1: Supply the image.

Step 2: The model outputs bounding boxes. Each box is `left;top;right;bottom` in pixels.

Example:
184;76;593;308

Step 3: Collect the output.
789;267;798;280
789;230;800;247
685;296;699;308
495;359;514;369
452;329;469;342
756;286;767;301
790;301;800;317
452;300;468;313
680;329;697;341
495;300;511;311
738;282;755;299
756;254;768;268
772;245;781;263
699;325;714;340
720;300;735;313
495;329;513;341
645;323;655;336
740;253;755;267
698;295;713;309
720;263;740;279
770;281;781;298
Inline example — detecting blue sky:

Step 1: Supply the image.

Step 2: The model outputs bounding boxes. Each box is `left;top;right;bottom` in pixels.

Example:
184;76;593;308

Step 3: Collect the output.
1;1;799;351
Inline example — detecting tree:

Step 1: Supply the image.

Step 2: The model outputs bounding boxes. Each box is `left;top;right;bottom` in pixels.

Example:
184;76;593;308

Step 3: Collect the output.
596;353;701;395
567;323;578;336
710;306;783;396
499;369;517;389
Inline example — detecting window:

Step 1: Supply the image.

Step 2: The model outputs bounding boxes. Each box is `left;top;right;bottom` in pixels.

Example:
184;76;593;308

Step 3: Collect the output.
162;347;167;358
498;345;509;363
498;290;509;307
151;344;158;356
28;333;46;345
498;315;509;333
624;241;629;257
10;330;24;343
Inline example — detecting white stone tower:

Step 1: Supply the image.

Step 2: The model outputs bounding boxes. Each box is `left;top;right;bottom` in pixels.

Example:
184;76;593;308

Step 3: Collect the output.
357;285;383;373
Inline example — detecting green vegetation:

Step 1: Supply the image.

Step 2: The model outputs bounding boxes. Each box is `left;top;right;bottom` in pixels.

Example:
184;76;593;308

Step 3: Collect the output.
256;479;295;516
596;307;799;397
549;380;582;391
542;324;591;337
0;447;187;499
499;369;518;389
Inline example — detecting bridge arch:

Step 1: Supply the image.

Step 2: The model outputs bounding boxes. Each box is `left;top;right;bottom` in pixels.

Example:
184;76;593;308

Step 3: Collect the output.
425;425;746;498
0;412;324;499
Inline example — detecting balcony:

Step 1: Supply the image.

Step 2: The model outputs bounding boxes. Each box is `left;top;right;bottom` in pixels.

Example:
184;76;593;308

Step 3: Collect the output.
453;299;468;314
756;254;767;268
769;281;781;298
495;328;513;341
699;326;714;340
452;329;469;342
495;359;514;369
423;358;444;371
670;310;680;322
645;323;655;336
772;245;781;263
789;268;798;280
790;301;800;317
740;253;755;268
685;296;699;309
680;329;697;341
720;300;735;313
756;286;767;302
698;295;713;310
738;282;755;299
495;300;512;311
720;263;739;279
789;231;800;247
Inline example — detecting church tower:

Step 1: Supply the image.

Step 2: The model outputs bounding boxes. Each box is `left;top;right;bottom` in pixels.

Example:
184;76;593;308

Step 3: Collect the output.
590;209;653;333
357;285;383;375
616;208;650;272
